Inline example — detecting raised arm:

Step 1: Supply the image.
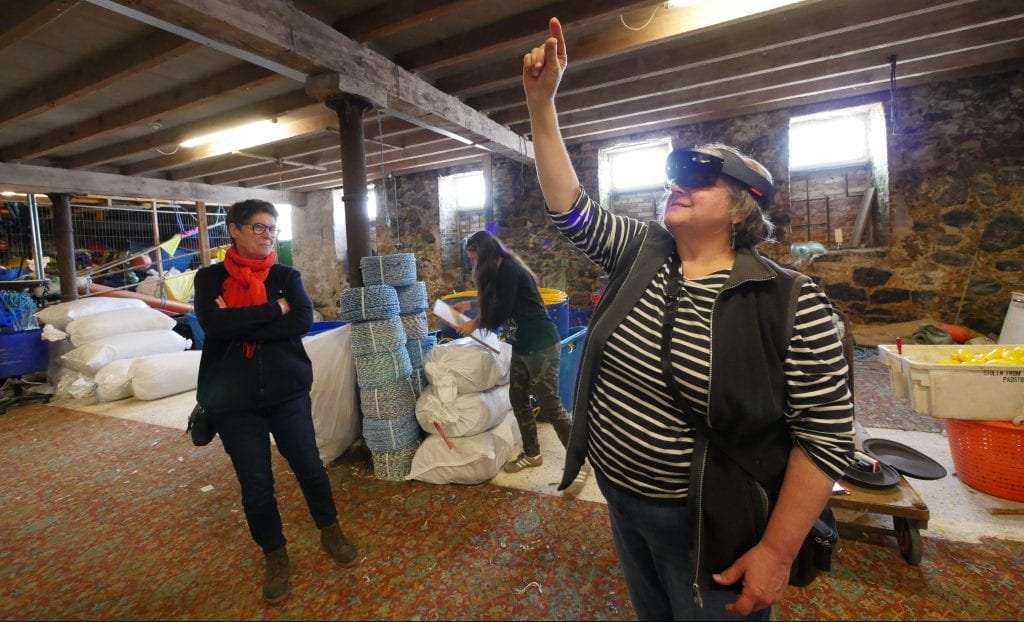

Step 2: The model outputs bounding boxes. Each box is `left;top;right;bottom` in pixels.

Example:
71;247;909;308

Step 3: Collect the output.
523;17;579;214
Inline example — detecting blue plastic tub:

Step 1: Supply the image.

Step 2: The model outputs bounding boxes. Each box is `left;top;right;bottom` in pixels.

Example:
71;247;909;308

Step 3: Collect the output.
0;329;48;378
307;320;347;336
558;326;586;412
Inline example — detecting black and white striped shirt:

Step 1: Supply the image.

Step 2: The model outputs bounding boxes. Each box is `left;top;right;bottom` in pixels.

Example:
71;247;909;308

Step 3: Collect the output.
553;191;854;499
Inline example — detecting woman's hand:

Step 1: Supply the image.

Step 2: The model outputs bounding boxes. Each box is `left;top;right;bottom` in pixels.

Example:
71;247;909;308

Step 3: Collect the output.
457;318;479;337
452;301;471;313
523;17;567;105
277;297;291;315
215;295;227;309
712;542;792;616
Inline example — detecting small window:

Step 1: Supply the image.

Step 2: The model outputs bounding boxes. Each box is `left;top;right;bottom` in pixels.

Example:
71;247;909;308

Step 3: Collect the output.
790;109;870;170
608;141;672;192
273;203;293;241
440;171;486;211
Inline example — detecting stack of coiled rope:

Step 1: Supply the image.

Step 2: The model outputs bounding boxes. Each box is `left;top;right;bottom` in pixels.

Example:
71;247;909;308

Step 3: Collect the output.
344;253;434;481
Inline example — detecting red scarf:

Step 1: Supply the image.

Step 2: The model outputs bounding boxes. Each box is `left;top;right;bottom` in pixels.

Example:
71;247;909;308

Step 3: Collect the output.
222;246;276;358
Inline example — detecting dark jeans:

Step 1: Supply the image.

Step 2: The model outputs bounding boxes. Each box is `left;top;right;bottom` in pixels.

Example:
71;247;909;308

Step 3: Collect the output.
217;394;338;553
595;471;772;621
508;342;572;457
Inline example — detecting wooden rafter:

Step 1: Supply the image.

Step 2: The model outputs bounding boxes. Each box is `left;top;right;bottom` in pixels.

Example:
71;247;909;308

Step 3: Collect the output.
102;0;534;164
0;0;80;53
0;30;196;130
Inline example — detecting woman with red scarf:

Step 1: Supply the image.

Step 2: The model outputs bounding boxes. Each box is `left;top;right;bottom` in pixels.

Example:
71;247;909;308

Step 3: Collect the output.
194;199;358;604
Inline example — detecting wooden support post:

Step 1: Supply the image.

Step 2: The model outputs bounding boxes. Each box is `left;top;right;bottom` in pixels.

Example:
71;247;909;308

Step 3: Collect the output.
850;187;877;248
196;201;211;266
324;94;372;288
46;192;77;302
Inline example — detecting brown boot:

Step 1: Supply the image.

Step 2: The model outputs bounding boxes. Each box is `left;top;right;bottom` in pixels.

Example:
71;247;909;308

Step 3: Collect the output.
263;546;290;604
320;522;359;566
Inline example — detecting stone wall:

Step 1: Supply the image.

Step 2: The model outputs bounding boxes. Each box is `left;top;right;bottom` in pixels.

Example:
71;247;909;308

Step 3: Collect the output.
296;68;1023;336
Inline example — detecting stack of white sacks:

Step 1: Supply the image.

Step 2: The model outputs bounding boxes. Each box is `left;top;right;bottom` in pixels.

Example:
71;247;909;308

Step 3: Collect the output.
36;297;195;402
406;335;522;485
341;253;426;482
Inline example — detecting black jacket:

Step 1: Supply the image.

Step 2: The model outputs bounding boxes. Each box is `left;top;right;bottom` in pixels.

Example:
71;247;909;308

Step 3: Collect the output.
559;222;806;600
194;263;314;413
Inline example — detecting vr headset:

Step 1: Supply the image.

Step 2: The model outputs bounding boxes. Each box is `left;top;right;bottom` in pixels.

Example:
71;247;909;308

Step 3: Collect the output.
665;148;775;209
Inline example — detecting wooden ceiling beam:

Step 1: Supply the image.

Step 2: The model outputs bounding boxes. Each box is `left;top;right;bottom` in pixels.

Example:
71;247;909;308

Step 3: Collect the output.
171;114;424;182
66;90;318;168
0;64;280;162
0;161;303;205
102;0;533;164
443;0;969;100
243;136;470;188
334;0;476;42
493;14;1024;128
0;30;196;130
545;40;1024;141
0;0;80;52
395;0;662;75
120;111;339;175
276;150;486;192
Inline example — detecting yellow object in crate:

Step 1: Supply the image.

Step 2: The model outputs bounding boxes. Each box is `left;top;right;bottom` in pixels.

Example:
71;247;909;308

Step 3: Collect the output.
878;344;1024;420
936;345;1024;365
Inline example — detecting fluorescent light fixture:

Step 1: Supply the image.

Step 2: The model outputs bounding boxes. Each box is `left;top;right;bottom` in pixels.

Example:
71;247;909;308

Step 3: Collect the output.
180;119;282;149
1;191;17;196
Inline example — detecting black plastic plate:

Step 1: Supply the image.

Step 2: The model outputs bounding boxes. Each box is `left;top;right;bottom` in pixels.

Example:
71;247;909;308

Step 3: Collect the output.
863;438;948;480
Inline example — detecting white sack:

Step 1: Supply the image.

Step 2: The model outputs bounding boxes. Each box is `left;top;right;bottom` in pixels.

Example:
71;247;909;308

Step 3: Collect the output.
95;358;137;403
302;324;359;465
415;383;511;438
406;411;522;485
131;350;201;401
61;330;190;374
66;307;176;347
36;297;148;331
423;337;511;401
56;370;96;399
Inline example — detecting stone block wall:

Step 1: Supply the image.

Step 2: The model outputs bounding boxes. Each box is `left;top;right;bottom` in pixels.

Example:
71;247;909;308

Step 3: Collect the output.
296;68;1023;336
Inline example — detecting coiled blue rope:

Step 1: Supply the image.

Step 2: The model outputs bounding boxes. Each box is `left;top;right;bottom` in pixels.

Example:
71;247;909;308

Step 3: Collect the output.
359;378;416;420
354;348;413;389
351;316;406;356
400;311;428;339
405;334;437;369
339;285;399;323
371;445;419;482
363;413;420;453
395;281;428;314
360;253;417;287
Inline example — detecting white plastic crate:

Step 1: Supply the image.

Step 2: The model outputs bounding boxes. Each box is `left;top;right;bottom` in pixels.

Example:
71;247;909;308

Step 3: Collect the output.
877;344;1024;420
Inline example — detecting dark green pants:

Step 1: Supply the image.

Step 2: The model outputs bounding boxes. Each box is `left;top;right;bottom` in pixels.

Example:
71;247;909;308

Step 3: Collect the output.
509;342;572;456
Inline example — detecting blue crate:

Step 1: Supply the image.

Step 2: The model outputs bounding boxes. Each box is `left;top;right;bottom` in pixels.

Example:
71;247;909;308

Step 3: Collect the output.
558;326;586;412
0;329;48;378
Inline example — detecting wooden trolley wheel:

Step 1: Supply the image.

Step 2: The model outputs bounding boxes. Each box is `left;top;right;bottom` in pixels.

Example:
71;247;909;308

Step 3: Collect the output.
894;517;922;565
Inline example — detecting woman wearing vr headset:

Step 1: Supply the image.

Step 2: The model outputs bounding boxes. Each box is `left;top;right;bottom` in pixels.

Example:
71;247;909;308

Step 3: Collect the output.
523;18;854;621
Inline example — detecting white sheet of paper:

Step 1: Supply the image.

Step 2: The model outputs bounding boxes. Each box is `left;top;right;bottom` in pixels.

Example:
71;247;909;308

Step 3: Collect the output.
431;299;500;353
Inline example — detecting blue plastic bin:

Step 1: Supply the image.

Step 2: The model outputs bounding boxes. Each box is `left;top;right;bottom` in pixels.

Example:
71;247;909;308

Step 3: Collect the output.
0;329;48;378
558;326;586;412
307;320;347;336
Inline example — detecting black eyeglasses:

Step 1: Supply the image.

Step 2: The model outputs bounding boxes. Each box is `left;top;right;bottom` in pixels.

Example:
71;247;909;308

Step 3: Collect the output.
244;223;279;236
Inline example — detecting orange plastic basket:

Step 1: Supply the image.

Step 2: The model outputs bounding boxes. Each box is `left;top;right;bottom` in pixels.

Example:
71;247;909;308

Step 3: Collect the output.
944;419;1024;502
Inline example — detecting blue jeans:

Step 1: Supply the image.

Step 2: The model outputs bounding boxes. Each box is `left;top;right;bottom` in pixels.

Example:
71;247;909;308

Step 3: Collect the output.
217;394;338;553
596;471;772;621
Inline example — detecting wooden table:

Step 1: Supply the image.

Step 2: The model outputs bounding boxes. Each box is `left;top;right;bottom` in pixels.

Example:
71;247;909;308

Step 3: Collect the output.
829;476;930;564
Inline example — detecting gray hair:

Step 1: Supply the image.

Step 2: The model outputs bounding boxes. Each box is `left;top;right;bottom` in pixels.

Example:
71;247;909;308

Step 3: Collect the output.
697;143;775;249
